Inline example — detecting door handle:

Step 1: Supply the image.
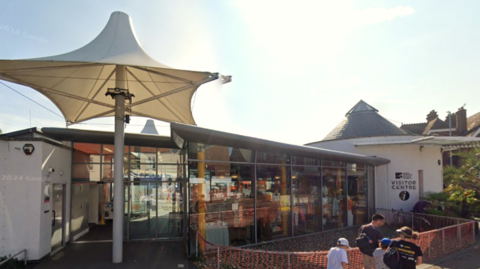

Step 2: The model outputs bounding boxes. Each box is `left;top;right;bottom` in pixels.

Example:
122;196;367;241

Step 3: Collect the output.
52;210;56;226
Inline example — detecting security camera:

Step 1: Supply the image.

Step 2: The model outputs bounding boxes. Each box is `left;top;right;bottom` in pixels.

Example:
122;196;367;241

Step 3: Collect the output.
48;168;55;173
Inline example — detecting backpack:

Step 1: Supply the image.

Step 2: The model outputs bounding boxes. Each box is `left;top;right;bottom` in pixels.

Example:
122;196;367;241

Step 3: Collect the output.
356;226;374;255
383;243;402;269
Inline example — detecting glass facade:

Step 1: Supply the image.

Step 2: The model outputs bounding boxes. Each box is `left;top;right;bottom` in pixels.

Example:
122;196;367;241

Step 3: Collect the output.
72;143;186;240
72;142;375;244
188;143;375;247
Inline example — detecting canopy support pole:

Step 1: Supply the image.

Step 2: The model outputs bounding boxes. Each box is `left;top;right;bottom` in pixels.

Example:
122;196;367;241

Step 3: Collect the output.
112;65;126;263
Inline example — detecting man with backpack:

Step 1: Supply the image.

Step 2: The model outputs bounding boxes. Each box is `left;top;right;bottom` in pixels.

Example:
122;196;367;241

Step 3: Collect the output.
357;214;386;269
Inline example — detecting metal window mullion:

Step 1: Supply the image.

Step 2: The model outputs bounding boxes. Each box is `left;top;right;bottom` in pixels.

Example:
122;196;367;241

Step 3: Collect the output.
320;166;324;232
254;150;257;244
155;149;159;240
100;145;103;181
345;167;348;227
69;142;75;243
290;164;294;237
127;146;131;242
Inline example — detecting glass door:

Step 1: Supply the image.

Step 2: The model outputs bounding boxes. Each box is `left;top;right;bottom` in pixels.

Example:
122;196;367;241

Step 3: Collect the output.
128;181;156;240
157;180;184;238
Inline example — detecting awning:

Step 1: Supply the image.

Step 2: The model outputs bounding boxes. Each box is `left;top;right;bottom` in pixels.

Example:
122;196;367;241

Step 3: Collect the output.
170;122;390;166
41;127;178;148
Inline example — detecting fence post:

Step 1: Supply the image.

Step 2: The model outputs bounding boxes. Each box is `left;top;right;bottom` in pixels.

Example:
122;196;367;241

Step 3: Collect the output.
457;223;461;248
427;233;431;259
24;249;27;266
411;212;414;229
288;252;291;269
217;246;220;269
196;233;198;257
473;222;476;244
442;229;445;254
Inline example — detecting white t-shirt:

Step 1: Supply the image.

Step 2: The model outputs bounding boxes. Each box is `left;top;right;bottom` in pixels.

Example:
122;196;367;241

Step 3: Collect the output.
327;247;348;269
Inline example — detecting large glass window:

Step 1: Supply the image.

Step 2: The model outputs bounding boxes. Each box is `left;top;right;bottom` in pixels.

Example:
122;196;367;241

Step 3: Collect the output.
322;167;347;230
347;163;368;226
256;165;291;241
256;152;290;164
188;142;254;162
73;164;101;181
73;143;101;163
189;162;255;246
292;166;322;235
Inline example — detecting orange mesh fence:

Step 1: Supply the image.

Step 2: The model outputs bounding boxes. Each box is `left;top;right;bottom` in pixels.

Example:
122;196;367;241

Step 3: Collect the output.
194;211;476;268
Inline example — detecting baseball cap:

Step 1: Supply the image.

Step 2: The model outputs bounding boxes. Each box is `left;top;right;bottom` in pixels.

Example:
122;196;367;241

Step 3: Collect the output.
338;238;351;249
396;226;413;238
381;238;392;246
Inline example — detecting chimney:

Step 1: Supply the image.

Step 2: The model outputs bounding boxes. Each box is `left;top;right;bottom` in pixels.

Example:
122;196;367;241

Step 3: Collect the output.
456;107;467;135
426;110;438;122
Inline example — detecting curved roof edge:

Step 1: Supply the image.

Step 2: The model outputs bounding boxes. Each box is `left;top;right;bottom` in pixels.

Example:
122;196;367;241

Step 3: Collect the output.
41;127;178;148
170;122;390;166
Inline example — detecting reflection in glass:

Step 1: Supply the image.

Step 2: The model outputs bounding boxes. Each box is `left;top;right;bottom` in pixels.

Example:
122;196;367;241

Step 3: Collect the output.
322;167;347;230
157;181;184;238
73;164;100;181
130;146;157;164
292;166;322;235
189;162;255;246
130;165;157;181
158;148;184;163
73;143;101;163
256;152;290;164
188;142;254;162
101;145;130;163
256;165;291;241
322;160;345;167
291;156;319;166
128;181;156;239
347;164;368;226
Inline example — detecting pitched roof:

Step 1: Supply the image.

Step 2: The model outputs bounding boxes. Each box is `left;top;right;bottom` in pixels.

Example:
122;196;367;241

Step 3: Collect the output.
422;118;449;134
467;111;480;131
323;100;409;141
400;123;428;135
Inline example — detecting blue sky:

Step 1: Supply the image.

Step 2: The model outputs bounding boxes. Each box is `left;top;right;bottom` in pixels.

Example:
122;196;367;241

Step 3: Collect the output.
1;0;479;144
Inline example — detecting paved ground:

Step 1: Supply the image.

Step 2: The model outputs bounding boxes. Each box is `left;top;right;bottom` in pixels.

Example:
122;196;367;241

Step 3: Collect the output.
30;224;196;269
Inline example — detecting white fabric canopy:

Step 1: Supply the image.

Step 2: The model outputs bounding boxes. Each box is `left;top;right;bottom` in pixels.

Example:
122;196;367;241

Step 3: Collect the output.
0;11;218;125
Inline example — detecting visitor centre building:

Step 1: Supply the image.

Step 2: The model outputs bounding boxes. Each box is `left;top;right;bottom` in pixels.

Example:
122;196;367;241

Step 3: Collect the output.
0;121;388;259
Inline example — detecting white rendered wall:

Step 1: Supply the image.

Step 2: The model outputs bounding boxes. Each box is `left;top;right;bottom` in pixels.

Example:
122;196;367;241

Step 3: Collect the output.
309;136;444;211
0;141;71;260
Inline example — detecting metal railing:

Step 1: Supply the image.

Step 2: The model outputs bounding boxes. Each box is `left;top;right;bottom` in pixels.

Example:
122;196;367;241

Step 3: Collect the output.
193;208;477;268
0;249;27;267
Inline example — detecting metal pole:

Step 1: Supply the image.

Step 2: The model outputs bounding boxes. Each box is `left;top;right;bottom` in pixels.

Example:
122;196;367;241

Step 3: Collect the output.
217;246;220;269
442;229;445;254
411;212;414;229
448;112;453;166
288;252;291;269
427;233;431;258
473;222;476;244
113;65;126;263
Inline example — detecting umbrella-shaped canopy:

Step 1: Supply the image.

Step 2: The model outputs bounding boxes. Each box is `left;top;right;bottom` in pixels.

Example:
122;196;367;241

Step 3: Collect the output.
0;11;223;264
0;11;218;125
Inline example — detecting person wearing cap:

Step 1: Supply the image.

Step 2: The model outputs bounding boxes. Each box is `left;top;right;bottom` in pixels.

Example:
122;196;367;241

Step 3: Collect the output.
372;238;391;269
327;238;351;269
388;226;423;269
